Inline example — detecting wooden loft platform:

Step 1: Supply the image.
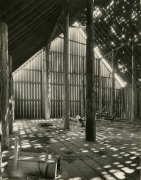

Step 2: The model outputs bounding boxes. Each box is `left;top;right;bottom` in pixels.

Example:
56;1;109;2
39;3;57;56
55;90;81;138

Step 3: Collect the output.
2;119;141;180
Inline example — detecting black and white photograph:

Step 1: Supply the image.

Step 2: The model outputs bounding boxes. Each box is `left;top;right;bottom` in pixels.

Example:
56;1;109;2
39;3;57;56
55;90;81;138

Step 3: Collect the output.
0;0;141;179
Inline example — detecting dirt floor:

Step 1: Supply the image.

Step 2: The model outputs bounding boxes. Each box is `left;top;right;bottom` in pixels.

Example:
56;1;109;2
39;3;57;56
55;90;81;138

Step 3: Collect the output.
2;119;141;180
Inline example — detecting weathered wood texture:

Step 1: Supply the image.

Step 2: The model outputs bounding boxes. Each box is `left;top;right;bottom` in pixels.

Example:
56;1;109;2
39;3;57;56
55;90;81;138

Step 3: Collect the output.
43;45;51;120
121;85;141;120
131;41;136;122
0;24;2;180
137;84;141;119
0;23;9;149
110;50;115;115
85;0;95;141
63;1;69;129
12;27;137;120
13;50;43;119
9;56;14;134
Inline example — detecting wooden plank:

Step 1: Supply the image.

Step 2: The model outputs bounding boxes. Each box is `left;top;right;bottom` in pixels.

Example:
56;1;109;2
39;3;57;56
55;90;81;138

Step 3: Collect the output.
98;59;102;110
33;60;36;119
0;21;2;180
11;119;141;179
54;130;115;180
55;126;139;180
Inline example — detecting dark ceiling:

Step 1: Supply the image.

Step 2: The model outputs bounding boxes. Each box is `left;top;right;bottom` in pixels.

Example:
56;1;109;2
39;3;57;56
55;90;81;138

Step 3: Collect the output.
1;0;141;84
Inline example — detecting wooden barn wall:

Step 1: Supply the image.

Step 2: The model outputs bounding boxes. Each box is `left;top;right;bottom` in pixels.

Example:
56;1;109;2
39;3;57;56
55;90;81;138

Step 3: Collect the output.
13;50;43;119
49;27;122;118
49;28;87;117
13;27;125;119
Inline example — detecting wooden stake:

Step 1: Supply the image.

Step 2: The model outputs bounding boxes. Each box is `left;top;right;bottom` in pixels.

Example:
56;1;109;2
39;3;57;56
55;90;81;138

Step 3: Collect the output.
85;0;96;141
63;0;69;129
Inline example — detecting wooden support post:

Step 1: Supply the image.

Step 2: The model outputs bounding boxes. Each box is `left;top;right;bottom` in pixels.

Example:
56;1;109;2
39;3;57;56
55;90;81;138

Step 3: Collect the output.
86;0;96;141
0;73;2;180
43;10;64;119
12;136;19;176
9;56;14;134
0;12;2;180
0;23;9;149
131;40;136;122
110;50;115;115
98;59;102;110
63;0;69;129
42;45;50;120
0;14;2;180
80;57;85;117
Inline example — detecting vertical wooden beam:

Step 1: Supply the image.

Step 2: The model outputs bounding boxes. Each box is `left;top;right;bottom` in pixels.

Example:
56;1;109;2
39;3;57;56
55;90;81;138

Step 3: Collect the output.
41;50;45;118
0;18;2;179
80;57;85;117
12;136;19;176
98;59;102;110
0;45;2;180
0;23;9;149
9;56;14;134
131;40;136;122
110;50;115;115
86;0;96;141
42;46;51;120
63;0;69;129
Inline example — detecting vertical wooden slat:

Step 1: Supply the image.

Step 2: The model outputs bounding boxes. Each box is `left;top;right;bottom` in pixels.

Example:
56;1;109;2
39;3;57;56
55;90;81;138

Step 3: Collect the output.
80;57;85;117
39;52;42;118
98;59;102;110
110;50;115;115
29;60;32;118
33;58;36;119
22;69;25;119
27;62;30;118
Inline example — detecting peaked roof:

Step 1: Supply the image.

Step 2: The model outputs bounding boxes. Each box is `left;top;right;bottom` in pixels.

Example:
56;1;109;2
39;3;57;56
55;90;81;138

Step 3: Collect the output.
1;0;141;84
1;0;85;71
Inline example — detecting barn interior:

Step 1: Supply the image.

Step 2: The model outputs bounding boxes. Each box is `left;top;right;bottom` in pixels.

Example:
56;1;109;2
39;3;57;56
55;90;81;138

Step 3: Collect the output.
0;0;141;179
